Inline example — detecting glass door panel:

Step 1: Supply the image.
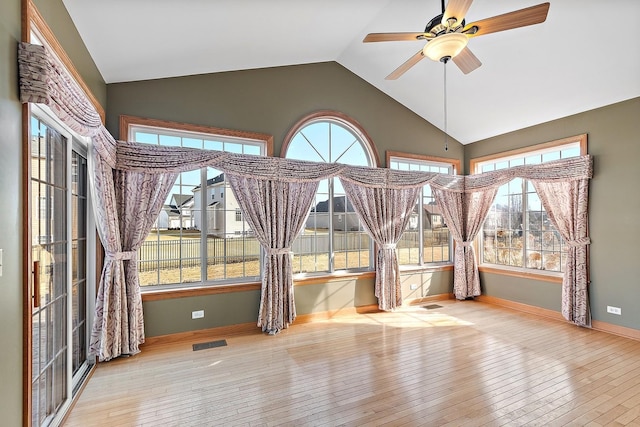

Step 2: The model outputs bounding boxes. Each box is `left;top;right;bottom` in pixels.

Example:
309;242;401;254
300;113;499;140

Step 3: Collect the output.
31;121;68;427
71;151;88;378
30;114;92;426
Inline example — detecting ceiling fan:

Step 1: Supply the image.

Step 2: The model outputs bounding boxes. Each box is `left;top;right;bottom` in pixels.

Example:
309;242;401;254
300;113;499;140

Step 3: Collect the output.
364;0;550;79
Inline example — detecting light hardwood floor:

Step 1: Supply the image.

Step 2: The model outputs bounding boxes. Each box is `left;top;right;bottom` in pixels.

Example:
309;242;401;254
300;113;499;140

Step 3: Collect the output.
64;300;640;426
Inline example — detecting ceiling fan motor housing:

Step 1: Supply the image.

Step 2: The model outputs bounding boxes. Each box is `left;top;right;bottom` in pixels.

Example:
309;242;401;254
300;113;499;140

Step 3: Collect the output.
424;14;465;38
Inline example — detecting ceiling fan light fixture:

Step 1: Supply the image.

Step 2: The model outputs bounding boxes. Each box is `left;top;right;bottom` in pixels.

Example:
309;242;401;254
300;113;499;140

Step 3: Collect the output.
423;32;468;62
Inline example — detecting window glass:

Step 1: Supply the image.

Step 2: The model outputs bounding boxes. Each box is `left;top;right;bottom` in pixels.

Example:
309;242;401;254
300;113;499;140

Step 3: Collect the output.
389;156;455;266
284;115;375;274
475;141;583;273
129;123;267;287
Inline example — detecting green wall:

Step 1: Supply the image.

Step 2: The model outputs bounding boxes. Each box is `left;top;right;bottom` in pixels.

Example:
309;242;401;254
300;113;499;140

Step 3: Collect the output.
143;270;453;338
106;61;463;164
3;1;637;422
0;1;24;424
106;62;463;338
465;98;640;331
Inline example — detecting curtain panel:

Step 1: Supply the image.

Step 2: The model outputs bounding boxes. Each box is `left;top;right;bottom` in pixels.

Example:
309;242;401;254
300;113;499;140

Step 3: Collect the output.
89;149;178;360
433;188;499;299
533;179;591;327
18;41;595;362
226;175;319;333
341;181;421;310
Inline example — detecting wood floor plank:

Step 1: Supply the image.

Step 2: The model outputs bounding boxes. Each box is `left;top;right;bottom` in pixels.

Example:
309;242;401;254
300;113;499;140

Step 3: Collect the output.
63;300;640;427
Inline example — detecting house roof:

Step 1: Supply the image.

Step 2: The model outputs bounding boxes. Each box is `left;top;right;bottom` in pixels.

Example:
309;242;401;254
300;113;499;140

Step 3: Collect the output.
193;173;225;191
170;194;193;207
313;196;356;213
423;204;441;216
62;0;640;144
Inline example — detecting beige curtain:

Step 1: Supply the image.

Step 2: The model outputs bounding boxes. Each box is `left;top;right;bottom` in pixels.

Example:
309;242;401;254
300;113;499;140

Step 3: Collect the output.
341;182;421;310
18;41;596;349
432;188;498;299
533;179;591;326
226;176;319;333
90;149;177;360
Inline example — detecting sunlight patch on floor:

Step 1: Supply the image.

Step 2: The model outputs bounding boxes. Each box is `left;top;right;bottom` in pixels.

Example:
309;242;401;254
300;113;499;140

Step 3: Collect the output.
326;305;474;328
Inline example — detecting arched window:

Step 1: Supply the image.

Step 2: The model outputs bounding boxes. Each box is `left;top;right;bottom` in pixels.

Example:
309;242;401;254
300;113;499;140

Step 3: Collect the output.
282;111;378;274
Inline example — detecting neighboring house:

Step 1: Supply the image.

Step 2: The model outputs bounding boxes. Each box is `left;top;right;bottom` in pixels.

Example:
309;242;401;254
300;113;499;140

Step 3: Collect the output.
423;203;444;229
158;194;194;229
154;206;169;230
192;173;251;238
306;195;362;231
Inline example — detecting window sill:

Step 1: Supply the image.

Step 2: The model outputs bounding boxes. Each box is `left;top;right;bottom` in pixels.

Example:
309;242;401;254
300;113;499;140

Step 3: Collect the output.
141;265;456;301
292;270;376;286
478;265;563;283
141;282;262;301
398;263;454;274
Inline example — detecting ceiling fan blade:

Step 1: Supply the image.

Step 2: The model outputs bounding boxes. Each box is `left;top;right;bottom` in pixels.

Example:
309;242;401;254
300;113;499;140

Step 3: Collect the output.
464;2;550;38
363;32;426;43
452;46;482;74
442;0;474;26
386;50;425;80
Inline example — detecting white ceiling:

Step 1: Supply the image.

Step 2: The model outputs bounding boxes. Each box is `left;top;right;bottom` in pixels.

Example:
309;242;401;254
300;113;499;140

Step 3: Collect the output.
62;0;640;145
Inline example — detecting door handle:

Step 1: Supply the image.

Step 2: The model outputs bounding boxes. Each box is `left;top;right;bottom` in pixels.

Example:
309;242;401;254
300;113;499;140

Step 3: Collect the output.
33;260;40;308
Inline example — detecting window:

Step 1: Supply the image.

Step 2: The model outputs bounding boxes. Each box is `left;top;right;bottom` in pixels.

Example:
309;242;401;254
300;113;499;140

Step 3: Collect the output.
283;112;377;274
471;135;587;274
388;152;457;266
122;116;273;287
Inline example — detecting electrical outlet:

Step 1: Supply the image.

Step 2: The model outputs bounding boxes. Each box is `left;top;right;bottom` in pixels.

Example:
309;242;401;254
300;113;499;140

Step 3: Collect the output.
409;284;418;290
192;310;205;319
606;306;621;315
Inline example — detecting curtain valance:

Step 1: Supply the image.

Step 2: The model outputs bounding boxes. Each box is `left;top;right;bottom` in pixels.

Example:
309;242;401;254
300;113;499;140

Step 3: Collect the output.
18;40;594;361
17;41;592;187
466;156;593;192
117;140;592;190
18;42;116;166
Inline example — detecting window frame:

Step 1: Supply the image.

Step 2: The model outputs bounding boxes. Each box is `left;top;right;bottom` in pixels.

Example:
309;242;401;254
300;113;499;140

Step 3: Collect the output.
281;111;379;277
120;115;273;292
470;134;588;282
386;151;459;270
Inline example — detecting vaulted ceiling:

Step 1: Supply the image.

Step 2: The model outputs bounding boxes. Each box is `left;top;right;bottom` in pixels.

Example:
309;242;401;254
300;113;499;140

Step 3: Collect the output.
62;0;640;144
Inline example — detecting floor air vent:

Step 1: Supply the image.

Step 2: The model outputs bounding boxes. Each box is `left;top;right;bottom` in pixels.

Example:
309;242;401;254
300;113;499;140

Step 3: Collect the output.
422;304;443;310
193;339;227;351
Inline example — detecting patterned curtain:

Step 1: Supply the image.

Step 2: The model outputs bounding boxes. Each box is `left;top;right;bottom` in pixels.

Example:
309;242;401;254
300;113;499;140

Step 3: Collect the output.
17;40;596;346
89;148;177;360
533;179;591;327
226;175;319;333
433;188;498;299
341;182;421;310
18;42;116;166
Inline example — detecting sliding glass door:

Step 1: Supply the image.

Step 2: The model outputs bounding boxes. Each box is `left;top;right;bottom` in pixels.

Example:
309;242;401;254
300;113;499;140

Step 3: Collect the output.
31;112;93;427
